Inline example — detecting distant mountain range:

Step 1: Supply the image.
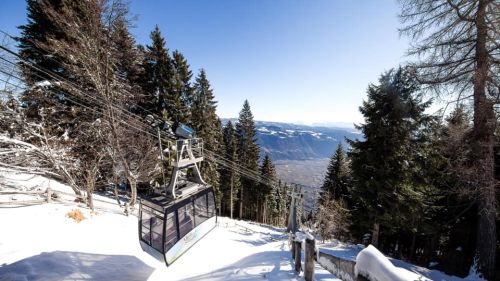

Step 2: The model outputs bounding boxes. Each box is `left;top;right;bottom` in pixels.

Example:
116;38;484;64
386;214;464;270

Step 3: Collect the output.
222;119;362;206
223;119;361;161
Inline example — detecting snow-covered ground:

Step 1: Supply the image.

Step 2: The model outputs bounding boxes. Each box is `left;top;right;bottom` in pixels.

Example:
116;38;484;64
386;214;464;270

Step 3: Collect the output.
0;170;338;281
318;240;483;281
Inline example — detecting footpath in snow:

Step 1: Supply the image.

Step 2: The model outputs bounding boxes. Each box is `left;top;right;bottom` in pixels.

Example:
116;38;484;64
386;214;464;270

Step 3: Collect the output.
0;171;338;281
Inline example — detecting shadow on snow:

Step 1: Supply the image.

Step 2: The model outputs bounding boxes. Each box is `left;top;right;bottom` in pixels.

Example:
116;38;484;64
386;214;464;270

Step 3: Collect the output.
181;250;297;281
0;251;154;281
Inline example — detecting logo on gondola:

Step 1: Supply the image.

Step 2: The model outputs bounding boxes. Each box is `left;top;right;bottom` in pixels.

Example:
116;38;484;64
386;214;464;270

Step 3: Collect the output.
183;229;196;243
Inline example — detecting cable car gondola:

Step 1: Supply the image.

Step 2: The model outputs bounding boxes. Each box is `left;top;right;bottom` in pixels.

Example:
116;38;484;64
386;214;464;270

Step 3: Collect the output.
138;123;216;266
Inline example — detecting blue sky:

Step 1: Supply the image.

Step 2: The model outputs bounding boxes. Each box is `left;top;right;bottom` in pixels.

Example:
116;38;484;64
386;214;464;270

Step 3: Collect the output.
0;0;413;126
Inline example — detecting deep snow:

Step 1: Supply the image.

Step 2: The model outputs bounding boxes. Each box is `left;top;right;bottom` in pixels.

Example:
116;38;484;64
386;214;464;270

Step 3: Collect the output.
0;170;338;281
355;245;431;281
318;240;484;281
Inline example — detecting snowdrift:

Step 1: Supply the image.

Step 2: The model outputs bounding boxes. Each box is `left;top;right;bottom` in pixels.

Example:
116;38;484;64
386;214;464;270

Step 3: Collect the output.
354;245;430;281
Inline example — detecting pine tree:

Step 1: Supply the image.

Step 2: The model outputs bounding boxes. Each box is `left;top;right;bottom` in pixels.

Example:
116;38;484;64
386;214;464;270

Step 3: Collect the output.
191;69;221;200
18;0;68;85
428;106;478;273
110;16;144;113
17;0;82;137
172;50;192;125
143;25;174;120
260;153;278;224
220;121;241;219
400;1;499;277
348;67;437;251
275;180;288;226
236;100;260;220
319;143;351;204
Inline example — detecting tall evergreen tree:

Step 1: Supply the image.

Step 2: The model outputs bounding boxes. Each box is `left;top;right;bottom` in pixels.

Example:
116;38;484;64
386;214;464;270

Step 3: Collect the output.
430;106;478;274
220;121;241;219
172;50;192;125
260;153;278;224
17;0;82;137
400;1;499;277
236;100;260;219
348;67;437;251
191;69;221;198
18;0;68;84
111;18;143;88
319;143;351;204
143;26;174;120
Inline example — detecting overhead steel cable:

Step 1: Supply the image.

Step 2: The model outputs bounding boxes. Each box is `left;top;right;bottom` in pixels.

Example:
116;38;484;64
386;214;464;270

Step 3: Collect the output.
0;35;302;191
0;29;282;185
0;63;272;187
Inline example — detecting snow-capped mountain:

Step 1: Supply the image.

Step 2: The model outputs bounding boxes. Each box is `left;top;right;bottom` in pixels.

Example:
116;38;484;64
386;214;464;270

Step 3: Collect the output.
224;119;361;161
255;121;361;160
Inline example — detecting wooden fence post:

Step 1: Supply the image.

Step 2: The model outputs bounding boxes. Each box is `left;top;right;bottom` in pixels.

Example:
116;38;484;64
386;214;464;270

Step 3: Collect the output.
46;188;52;203
291;233;296;259
304;236;315;281
294;240;302;273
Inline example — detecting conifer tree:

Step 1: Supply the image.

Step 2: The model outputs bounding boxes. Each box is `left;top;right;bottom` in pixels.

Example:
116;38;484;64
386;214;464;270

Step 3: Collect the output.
400;1;499;277
348;67;437;250
429;106;478;272
110;16;144;110
275;180;288;226
17;0;80;136
143;26;174;120
191;69;221;197
236;100;260;219
18;0;68;84
172;50;192;125
319;143;351;204
260;153;278;224
221;121;241;218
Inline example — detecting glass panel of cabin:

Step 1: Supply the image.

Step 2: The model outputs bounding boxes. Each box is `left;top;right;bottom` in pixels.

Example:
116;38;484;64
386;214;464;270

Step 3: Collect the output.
141;210;151;244
207;191;216;218
151;216;163;252
178;201;194;238
194;194;208;226
164;211;178;252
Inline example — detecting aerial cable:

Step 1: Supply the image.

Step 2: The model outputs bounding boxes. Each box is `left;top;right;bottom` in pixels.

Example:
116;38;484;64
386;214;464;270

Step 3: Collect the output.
0;37;302;191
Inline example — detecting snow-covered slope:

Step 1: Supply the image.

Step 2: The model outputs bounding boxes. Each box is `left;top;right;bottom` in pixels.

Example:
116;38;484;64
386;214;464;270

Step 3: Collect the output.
0;170;338;281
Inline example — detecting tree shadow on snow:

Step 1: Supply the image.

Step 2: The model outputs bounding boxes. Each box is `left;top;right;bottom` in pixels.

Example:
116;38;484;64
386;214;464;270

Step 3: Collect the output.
180;250;298;281
0;251;154;281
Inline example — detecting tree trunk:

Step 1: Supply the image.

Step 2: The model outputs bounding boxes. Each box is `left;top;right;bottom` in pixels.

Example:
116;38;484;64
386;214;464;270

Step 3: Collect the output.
372;222;380;248
263;198;267;223
129;177;138;207
473;1;496;280
230;173;234;219
87;186;94;211
409;232;417;262
113;184;122;207
239;187;243;219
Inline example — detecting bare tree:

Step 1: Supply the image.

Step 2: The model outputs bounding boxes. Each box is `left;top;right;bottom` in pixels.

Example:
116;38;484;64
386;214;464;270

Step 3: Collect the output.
105;115;160;207
315;194;351;243
35;0;159;209
400;0;499;279
0;105;83;197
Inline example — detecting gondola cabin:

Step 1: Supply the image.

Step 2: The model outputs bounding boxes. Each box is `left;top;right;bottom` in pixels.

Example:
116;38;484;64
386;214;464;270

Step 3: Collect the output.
139;186;216;266
138;137;217;266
